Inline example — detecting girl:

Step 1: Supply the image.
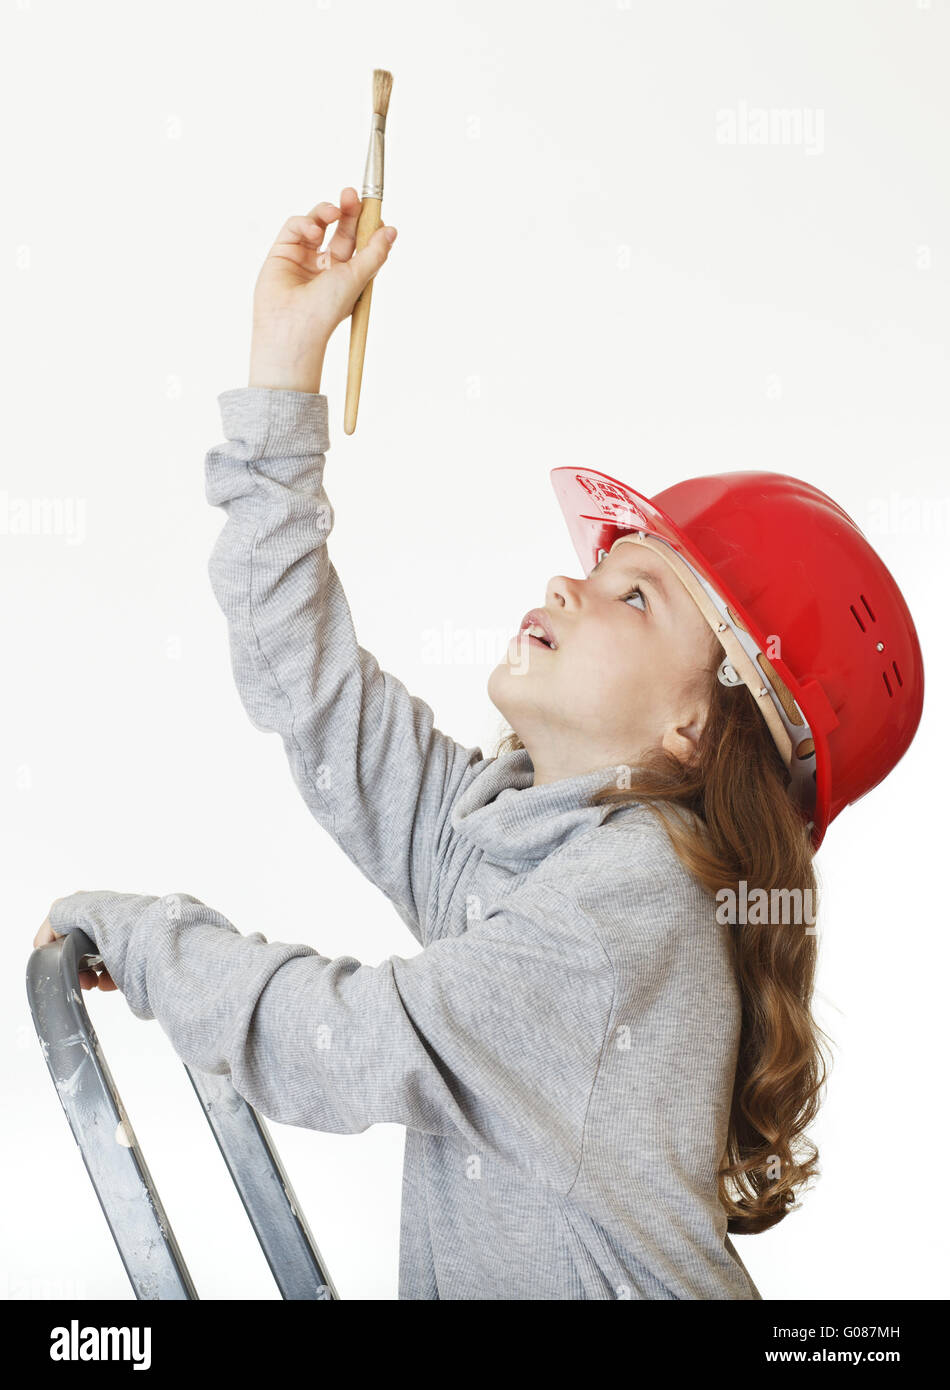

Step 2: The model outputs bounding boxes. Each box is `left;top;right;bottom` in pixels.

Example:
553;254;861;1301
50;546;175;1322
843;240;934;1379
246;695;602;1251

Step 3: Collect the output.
39;188;925;1301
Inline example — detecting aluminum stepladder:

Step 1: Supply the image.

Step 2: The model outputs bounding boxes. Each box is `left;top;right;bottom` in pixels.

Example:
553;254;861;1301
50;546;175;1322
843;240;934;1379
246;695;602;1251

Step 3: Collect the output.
27;928;340;1300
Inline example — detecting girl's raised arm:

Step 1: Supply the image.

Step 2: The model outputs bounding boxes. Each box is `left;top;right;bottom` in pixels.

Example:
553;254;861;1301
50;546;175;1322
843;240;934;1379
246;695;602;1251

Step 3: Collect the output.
205;196;486;944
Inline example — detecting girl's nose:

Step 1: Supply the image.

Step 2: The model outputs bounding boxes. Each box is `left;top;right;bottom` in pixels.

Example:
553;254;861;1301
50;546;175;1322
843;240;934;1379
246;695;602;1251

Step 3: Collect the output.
546;575;579;609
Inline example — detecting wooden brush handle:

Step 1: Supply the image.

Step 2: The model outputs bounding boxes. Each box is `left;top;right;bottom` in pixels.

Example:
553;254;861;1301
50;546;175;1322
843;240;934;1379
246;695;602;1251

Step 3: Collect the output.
344;196;382;435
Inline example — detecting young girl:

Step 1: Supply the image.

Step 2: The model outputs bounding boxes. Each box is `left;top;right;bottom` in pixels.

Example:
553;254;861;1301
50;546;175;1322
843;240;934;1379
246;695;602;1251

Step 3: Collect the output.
40;189;925;1301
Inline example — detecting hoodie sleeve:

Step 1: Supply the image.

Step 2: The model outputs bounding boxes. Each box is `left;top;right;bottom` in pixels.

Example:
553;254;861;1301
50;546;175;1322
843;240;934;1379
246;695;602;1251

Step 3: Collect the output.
48;881;613;1195
204;388;485;946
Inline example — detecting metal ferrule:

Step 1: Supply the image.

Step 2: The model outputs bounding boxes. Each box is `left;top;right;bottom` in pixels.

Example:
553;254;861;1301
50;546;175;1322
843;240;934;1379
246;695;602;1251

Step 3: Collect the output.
362;112;386;200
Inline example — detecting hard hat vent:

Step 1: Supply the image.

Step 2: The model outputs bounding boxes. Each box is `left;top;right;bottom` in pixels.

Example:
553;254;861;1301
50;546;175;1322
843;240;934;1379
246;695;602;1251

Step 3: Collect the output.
883;663;903;698
849;594;876;632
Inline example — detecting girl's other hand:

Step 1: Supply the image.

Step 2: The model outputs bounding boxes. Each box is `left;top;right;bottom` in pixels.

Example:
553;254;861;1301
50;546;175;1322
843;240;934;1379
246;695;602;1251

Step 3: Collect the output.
249;186;397;393
34;900;117;991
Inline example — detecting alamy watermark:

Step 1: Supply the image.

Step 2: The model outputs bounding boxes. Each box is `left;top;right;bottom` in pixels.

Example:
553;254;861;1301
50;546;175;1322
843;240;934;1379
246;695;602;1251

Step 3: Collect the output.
864;490;950;537
716;879;817;934
716;101;825;156
49;1320;150;1370
0;491;86;545
422;621;513;667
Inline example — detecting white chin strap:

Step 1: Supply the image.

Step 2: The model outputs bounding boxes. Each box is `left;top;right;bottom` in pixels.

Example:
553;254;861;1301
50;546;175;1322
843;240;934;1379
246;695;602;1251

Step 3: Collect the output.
604;532;817;832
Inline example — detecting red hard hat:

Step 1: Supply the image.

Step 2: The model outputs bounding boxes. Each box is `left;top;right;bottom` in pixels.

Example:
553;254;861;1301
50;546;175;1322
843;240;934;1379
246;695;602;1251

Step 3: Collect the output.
549;466;925;852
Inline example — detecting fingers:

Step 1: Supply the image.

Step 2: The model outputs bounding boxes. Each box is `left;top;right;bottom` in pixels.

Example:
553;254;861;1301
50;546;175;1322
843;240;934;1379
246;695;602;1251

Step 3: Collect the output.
34;895;73;947
272;193;396;274
280;213;332;246
264;213;329;274
324;187;361;264
303;198;340;228
34;892;86;946
82;970;116;991
300;190;362;270
348;224;397;287
34;916;59;949
297;201;340;239
78;965;116;991
82;973;116;991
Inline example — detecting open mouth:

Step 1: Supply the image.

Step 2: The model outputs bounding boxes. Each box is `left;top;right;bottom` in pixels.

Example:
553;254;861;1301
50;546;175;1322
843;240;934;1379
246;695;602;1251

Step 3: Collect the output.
520;623;556;650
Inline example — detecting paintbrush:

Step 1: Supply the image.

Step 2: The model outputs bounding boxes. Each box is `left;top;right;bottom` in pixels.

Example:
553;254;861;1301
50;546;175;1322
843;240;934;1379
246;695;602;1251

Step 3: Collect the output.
344;68;393;434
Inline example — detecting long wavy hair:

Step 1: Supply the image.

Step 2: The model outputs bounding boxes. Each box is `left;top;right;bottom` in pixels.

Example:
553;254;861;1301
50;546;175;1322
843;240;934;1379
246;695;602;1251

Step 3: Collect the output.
492;651;833;1236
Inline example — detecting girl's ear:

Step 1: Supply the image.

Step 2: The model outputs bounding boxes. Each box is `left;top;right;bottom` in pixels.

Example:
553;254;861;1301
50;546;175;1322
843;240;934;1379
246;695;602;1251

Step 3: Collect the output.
662;707;707;763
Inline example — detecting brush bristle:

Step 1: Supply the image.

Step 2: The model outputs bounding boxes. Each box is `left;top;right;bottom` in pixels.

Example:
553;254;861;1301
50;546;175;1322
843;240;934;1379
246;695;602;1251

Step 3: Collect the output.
373;68;393;118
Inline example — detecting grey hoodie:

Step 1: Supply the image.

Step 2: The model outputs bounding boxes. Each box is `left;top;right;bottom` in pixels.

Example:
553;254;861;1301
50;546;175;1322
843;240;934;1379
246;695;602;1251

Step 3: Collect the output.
49;387;762;1301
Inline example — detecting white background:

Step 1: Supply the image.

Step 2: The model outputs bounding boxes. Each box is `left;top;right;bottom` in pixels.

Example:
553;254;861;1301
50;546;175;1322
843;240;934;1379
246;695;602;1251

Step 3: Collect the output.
2;0;947;1301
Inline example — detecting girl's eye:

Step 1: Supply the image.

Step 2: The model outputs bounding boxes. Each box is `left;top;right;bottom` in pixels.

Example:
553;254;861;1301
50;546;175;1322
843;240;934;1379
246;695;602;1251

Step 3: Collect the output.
621;586;646;611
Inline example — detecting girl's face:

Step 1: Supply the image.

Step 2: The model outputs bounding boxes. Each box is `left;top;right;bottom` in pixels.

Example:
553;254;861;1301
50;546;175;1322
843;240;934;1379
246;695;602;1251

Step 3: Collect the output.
488;536;722;784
